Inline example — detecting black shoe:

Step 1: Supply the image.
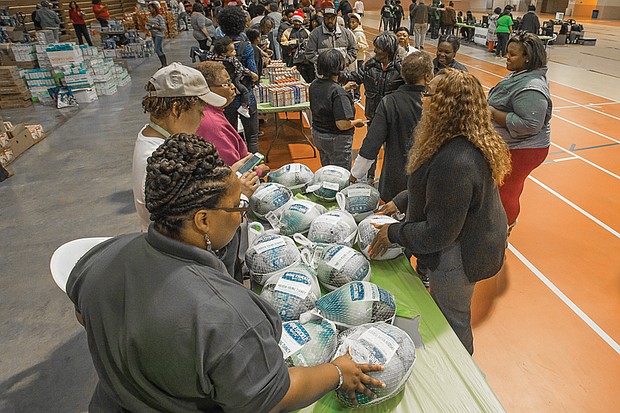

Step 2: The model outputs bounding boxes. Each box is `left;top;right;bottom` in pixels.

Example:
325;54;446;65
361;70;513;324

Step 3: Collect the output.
416;263;430;288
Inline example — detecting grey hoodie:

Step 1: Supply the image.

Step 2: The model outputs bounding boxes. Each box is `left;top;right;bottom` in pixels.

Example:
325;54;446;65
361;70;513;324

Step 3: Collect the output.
35;7;60;29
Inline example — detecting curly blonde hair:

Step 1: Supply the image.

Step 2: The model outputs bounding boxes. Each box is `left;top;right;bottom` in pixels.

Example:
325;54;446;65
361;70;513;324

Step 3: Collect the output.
407;69;511;185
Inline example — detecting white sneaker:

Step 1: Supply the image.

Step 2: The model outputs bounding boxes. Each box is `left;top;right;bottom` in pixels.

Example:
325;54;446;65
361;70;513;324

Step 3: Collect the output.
237;106;251;118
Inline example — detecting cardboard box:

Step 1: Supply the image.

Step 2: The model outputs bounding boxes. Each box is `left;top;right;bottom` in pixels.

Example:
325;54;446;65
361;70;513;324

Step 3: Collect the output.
7;124;35;158
26;124;46;143
0;147;15;166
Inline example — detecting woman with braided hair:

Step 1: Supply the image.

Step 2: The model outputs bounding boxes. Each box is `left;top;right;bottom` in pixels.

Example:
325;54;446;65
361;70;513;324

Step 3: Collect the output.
368;69;511;355
67;133;386;413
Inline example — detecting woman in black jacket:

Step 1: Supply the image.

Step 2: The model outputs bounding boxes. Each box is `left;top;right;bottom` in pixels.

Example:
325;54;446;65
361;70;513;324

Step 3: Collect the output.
369;69;511;355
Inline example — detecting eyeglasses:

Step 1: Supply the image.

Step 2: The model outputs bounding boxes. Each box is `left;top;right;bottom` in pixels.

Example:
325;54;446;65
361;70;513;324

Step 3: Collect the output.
211;199;250;219
213;82;234;88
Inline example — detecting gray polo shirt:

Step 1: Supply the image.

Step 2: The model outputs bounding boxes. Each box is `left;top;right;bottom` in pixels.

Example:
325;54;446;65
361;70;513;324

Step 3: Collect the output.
67;226;290;413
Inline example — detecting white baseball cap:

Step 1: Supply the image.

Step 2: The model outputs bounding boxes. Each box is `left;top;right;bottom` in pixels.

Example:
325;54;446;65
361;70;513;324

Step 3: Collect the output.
148;62;227;107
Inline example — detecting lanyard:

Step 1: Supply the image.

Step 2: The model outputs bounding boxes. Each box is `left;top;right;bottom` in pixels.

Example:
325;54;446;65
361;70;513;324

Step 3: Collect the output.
148;121;171;138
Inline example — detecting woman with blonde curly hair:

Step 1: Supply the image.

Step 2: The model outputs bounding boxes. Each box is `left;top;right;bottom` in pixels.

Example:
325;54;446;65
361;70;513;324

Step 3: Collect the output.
369;69;511;354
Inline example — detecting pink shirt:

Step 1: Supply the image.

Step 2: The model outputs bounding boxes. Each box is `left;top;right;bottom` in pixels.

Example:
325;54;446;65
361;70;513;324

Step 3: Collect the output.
196;104;248;166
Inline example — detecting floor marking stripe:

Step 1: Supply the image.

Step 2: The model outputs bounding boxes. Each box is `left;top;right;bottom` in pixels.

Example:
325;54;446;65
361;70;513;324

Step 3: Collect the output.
528;176;620;238
543;156;579;163
508;244;620;355
554;115;620;144
551;142;620;180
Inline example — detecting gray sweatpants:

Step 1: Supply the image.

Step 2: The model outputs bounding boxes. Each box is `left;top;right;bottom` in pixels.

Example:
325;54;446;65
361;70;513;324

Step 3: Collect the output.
428;243;476;355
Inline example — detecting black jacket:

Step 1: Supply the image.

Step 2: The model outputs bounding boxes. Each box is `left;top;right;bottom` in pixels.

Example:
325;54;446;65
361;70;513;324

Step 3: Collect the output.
358;84;425;202
520;11;540;34
389;137;507;283
344;57;404;120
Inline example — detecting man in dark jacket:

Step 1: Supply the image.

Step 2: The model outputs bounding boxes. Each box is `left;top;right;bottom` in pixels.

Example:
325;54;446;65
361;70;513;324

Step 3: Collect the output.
337;0;353;28
408;0;417;33
520;5;540;35
351;51;433;201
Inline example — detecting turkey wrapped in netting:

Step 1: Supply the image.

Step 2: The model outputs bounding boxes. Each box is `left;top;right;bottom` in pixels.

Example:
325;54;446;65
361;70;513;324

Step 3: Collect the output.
260;263;321;322
278;318;338;367
336;183;381;223
314;281;396;329
314;244;371;291
306;165;351;201
249;182;293;220
334;322;416;408
266;163;314;193
357;215;404;260
266;199;327;236
245;233;301;285
307;209;358;247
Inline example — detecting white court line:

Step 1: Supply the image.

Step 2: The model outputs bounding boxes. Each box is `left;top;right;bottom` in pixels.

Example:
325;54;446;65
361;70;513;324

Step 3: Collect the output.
553;114;620;145
550;142;620;180
547;156;578;162
528;176;620;238
461;62;620;124
508;243;620;355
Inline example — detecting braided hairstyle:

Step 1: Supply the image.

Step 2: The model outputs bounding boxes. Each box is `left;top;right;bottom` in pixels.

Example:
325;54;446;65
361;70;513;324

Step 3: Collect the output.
145;134;232;237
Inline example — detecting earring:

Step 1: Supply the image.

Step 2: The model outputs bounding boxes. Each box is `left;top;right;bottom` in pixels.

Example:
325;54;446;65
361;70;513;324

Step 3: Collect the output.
204;233;212;252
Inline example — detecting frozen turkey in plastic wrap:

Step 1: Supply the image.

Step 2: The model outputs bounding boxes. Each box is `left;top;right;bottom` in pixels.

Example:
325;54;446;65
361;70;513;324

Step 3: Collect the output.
334;322;416;408
305;165;351;201
265;199;327;236
313;281;396;329
278;318;338;367
249;182;293;220
357;215;404;260
245;233;301;285
307;209;358;247
336;183;381;223
266;163;314;193
314;244;371;291
260;263;321;322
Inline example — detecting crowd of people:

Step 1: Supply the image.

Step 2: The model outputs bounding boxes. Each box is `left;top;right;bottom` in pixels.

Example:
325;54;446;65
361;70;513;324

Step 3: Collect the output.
58;1;553;411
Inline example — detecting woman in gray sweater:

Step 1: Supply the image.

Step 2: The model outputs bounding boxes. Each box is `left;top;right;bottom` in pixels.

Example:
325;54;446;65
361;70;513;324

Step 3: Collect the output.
488;33;551;235
368;69;511;354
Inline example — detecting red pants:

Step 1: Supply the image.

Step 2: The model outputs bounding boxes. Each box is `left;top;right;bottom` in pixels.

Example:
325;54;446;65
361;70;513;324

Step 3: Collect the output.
499;146;549;225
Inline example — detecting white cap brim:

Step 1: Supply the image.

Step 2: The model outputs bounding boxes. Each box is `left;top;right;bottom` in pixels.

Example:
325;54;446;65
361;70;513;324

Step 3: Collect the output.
199;91;228;107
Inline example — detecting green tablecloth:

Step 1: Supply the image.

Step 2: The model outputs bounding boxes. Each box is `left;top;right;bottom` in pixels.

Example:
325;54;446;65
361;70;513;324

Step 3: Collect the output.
299;256;506;412
257;101;310;114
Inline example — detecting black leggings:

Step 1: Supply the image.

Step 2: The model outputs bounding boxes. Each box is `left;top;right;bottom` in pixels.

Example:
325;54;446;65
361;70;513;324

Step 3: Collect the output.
73;23;93;46
496;32;510;57
224;100;259;154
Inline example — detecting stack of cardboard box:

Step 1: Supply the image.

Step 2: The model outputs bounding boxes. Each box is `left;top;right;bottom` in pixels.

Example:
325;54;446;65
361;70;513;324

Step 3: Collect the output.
0;67;32;109
0;118;46;167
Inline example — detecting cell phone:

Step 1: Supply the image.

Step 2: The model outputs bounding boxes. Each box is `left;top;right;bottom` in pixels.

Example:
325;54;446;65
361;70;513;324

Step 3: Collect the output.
236;152;265;176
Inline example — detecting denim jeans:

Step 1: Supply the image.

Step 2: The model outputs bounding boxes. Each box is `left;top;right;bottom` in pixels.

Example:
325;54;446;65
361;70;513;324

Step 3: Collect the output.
428;243;476;355
153;36;164;57
311;129;353;170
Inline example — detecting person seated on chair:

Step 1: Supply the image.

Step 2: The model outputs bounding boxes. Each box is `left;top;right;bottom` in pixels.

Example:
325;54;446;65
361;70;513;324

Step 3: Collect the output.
67;133;386;413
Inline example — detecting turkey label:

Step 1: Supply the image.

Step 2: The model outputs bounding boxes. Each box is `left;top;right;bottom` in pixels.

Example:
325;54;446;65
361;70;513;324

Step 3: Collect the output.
327;247;358;271
289;203;311;214
253;237;287;254
275;272;313;299
280;322;312;358
256;184;283;200
319;214;344;225
347;187;372;198
350;282;380;302
286;164;302;172
322;181;340;191
359;327;399;364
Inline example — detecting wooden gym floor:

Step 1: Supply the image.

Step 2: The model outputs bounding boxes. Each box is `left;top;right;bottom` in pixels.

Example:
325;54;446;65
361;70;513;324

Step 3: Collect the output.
259;15;620;413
